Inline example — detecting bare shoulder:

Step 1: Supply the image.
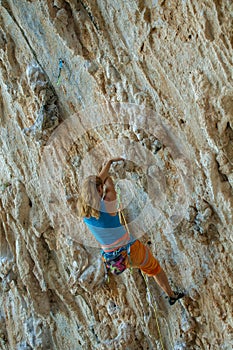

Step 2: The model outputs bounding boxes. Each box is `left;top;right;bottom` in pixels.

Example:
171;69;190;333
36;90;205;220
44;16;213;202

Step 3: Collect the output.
104;188;116;201
101;176;116;203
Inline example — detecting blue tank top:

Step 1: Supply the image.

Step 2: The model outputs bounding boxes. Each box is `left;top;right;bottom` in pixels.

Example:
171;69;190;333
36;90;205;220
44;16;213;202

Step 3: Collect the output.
83;200;135;252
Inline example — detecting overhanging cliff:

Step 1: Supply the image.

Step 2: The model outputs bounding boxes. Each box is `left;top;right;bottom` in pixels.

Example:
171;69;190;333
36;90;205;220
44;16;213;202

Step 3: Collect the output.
0;1;232;349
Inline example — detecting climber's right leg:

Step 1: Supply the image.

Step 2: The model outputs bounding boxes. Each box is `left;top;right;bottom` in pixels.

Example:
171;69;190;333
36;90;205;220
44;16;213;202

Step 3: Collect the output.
126;240;184;304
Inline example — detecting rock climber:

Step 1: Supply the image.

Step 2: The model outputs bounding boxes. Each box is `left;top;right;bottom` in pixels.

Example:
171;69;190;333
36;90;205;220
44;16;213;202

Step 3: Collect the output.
77;157;184;305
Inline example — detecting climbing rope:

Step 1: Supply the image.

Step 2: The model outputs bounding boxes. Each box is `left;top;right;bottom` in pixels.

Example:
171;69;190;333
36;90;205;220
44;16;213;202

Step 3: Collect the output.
116;184;167;350
142;270;175;350
142;272;166;350
132;185;175;349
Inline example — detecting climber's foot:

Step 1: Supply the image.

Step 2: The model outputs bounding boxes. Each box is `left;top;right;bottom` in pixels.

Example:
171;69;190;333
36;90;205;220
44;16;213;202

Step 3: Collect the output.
168;292;184;305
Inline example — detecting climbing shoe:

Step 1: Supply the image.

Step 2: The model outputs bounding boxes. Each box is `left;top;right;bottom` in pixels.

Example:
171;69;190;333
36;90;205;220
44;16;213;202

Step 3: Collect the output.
168;292;184;305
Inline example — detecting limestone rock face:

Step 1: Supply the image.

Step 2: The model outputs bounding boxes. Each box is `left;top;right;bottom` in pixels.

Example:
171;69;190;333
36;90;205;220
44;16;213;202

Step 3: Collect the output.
0;1;233;349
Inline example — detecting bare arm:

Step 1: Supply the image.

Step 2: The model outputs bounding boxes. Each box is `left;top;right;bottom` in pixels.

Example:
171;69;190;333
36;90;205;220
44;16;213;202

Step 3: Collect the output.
98;157;124;183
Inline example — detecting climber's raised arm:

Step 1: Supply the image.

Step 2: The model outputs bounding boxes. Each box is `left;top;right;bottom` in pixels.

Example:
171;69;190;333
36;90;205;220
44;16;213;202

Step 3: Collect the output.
98;157;124;183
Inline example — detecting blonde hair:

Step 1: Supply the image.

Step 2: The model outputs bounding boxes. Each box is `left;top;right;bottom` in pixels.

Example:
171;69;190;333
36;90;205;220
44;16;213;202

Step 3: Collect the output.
77;175;103;219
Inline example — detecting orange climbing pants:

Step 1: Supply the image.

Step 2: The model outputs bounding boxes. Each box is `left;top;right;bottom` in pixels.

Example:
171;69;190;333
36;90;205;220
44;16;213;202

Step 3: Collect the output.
123;240;161;276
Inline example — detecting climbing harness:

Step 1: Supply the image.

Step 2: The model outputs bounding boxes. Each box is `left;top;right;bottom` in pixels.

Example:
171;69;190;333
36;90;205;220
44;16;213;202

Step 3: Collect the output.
101;186;134;278
56;58;64;85
101;242;133;276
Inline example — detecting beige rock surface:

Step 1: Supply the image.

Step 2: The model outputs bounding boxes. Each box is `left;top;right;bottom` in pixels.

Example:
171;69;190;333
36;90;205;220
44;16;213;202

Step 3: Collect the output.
0;0;233;349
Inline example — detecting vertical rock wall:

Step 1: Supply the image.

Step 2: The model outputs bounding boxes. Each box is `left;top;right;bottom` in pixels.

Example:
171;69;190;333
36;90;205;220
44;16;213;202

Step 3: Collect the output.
0;1;232;349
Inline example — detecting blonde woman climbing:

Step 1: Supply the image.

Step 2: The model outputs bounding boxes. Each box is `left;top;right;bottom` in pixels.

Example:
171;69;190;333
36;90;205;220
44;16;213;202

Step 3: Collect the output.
77;158;184;305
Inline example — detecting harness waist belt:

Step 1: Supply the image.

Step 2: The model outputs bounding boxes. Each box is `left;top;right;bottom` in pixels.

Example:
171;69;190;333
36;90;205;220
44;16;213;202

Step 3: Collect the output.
101;240;136;262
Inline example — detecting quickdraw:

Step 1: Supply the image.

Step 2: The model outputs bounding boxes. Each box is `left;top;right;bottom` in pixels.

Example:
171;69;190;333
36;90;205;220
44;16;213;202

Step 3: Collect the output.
57;58;64;85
